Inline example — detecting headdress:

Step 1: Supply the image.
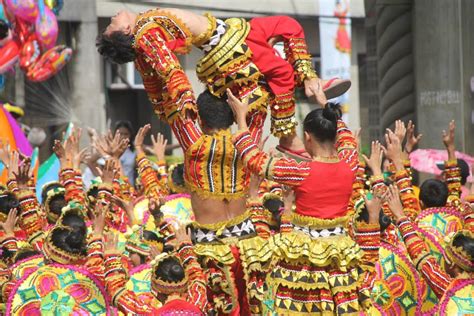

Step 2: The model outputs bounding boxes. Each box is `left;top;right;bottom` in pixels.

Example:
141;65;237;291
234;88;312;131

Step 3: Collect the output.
124;225;164;257
150;252;188;295
44;186;66;223
444;230;474;272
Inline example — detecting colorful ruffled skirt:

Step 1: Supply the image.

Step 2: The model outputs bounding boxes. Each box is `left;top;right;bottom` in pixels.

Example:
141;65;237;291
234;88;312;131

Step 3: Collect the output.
264;213;372;315
190;210;274;315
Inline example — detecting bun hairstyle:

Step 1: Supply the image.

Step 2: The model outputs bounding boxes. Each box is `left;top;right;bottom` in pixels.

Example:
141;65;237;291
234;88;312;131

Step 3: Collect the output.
51;228;87;256
303;103;342;142
155;257;186;283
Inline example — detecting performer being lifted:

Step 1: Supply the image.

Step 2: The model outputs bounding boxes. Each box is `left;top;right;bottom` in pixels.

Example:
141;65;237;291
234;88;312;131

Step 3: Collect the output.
97;7;350;160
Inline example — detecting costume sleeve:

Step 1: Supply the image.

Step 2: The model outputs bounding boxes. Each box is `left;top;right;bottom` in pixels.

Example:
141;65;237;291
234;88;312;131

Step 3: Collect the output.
104;253;158;314
461;201;474;231
134;31;200;152
0;235;18;255
247;198;272;239
136;153;167;199
155;160;168;183
353;221;380;299
0;263;12;303
393;169;421;220
397;217;452;299
348;160;366;214
335;120;359;172
98;183;128;232
444;159;462;200
13;187;46;245
59;168;86;205
233;130;311;187
249;16;317;85
85;235;105;283
177;243;208;312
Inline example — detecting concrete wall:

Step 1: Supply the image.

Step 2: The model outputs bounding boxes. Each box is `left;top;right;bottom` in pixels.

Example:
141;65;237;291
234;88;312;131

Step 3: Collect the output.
414;0;473;153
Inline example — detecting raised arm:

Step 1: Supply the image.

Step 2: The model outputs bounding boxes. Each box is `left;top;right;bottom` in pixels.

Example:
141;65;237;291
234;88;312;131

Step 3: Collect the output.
335;119;359;171
386;185;452;299
134;31;201;151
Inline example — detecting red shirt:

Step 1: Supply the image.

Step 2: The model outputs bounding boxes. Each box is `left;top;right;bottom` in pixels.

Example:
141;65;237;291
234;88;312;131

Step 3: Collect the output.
295;161;355;219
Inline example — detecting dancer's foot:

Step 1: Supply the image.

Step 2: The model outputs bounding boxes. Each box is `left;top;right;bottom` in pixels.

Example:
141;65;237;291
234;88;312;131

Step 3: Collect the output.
277;134;311;161
321;78;351;100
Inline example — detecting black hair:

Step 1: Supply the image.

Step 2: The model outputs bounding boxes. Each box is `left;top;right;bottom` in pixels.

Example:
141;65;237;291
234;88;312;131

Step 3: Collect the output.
87;186;99;204
14;249;41;263
41;182;63;203
0;20;9;40
303;103;342;143
0;246;13;263
154;257;185;283
452;234;474;262
143;230;164;244
357;207;391;232
263;198;283;214
51;228;87;256
61;212;87;234
196;90;234;130
48;195;67;218
96;31;136;64
0;192;19;215
114;120;134;135
170;163;185;192
420;179;449;208
457;159;470;186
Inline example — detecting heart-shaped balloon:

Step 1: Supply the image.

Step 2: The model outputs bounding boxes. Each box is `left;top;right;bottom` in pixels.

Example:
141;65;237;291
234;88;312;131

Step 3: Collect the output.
4;0;38;23
19;33;40;70
35;4;57;50
0;39;19;73
27;45;72;81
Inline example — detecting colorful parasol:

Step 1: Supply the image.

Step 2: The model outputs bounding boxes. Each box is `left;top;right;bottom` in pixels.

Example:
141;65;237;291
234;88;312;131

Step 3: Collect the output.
409;149;473;181
0;106;34;183
35;122;72;202
6;263;111;316
160;194;194;226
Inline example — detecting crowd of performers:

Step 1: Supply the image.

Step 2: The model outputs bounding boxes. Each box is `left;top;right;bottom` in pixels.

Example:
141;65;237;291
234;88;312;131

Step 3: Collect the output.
0;6;472;316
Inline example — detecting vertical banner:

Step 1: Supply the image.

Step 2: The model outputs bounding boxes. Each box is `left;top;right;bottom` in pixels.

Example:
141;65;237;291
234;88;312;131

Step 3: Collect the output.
319;0;352;121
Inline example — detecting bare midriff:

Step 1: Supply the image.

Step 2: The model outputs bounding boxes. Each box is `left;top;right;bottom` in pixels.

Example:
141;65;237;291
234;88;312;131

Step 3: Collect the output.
190;192;247;225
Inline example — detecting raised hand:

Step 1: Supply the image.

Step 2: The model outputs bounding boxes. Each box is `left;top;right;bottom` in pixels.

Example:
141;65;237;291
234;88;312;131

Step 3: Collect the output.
226;88;249;130
174;224;192;246
384;129;403;170
384;184;404;220
97;159;117;184
394;120;407;144
362;141;384;176
13;159;31;189
134;124;151;155
92;202;108;236
442;120;456;160
150;133;168;161
110;194;136;226
7;150;20;180
362;190;386;224
304;78;327;106
404;120;422;154
0;208;18;236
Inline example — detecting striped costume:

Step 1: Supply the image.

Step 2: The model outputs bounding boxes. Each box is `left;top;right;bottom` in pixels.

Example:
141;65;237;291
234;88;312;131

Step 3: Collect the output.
233;121;379;315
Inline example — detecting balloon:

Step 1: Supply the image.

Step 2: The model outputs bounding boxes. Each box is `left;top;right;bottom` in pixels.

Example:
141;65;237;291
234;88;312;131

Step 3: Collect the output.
45;0;63;15
26;45;71;81
19;33;40;70
14;16;33;44
0;39;19;73
4;0;38;23
35;4;57;50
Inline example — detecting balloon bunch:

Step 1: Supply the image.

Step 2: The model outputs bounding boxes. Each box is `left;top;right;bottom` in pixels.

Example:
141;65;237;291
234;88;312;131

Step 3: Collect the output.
0;0;71;82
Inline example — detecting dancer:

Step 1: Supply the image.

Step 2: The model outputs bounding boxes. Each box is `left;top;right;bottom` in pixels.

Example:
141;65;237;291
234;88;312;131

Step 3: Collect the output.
97;8;351;159
228;93;380;314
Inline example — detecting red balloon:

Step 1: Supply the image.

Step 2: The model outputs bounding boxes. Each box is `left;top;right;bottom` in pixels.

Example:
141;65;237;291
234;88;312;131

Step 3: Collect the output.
19;33;40;70
0;39;19;73
26;45;72;81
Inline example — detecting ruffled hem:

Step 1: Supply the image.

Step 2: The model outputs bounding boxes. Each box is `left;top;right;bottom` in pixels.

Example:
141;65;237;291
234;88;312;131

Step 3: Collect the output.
238;236;275;271
193;243;235;265
273;231;363;268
